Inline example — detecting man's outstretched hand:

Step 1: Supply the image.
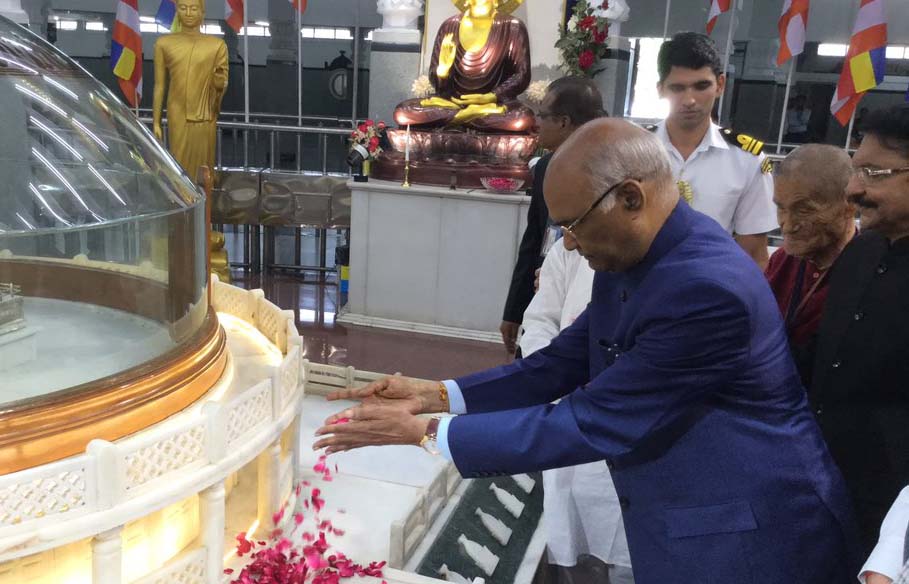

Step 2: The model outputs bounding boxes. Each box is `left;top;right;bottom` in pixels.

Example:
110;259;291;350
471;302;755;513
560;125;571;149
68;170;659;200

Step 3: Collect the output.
313;405;430;455
323;376;448;421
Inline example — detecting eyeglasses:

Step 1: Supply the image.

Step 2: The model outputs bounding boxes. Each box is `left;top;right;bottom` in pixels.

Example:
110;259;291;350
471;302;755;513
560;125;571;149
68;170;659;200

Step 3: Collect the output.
854;166;909;184
562;180;630;237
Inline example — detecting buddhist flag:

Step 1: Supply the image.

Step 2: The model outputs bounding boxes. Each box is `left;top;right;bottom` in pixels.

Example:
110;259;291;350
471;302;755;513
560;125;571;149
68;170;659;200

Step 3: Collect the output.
155;0;181;33
706;0;731;35
111;0;143;108
777;0;809;66
830;0;888;126
225;0;244;33
290;0;307;14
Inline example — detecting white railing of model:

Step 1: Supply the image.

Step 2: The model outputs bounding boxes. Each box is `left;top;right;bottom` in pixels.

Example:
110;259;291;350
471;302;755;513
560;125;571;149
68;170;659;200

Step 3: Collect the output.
300;361;463;569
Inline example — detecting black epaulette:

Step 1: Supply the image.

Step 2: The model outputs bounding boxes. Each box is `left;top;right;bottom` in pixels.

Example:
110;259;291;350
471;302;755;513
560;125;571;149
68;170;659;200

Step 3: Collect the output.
643;124;659;133
721;127;765;156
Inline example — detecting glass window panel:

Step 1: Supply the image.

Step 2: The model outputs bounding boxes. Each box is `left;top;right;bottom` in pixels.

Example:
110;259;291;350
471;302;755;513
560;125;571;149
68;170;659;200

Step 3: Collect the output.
817;43;848;57
630;38;669;120
885;46;905;60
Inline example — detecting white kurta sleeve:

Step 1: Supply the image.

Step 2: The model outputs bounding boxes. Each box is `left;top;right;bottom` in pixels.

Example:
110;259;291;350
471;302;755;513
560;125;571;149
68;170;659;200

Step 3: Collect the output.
518;244;569;356
859;486;909;583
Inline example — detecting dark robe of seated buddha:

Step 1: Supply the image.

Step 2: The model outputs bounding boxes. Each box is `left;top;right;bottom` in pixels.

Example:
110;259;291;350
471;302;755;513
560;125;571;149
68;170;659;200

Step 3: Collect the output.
394;13;534;133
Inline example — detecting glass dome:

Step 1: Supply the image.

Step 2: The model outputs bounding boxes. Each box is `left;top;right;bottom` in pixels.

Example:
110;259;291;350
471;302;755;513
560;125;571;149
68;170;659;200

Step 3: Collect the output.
0;18;210;410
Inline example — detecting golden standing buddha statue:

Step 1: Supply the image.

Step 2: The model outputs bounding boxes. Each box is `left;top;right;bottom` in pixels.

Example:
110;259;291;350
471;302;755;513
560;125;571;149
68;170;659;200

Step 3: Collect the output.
152;0;230;281
152;0;228;182
394;0;534;132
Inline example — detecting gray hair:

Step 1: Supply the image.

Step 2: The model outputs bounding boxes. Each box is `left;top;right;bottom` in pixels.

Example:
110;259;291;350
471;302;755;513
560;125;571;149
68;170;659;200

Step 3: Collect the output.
776;144;852;205
580;127;674;208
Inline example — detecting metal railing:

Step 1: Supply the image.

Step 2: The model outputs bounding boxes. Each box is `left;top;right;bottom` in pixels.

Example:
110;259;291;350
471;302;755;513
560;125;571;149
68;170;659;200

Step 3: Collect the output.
139;117;353;279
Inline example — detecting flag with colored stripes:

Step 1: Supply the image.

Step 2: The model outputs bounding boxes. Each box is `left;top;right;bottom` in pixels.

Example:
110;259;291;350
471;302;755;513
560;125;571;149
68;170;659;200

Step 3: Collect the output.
155;0;181;33
225;0;244;33
290;0;307;14
777;0;809;66
830;0;888;126
706;0;731;35
111;0;143;108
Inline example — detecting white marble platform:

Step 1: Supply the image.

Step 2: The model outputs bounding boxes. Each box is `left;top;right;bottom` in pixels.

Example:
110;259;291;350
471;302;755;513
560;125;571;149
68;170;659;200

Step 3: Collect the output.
341;179;531;342
299;396;450;488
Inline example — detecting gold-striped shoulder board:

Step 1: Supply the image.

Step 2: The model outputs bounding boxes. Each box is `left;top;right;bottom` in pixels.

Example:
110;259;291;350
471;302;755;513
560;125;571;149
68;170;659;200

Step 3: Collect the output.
721;127;765;156
761;158;774;175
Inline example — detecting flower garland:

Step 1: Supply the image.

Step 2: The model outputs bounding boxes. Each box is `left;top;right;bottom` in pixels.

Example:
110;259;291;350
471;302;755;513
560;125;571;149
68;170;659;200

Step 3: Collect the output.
225;455;387;584
349;120;387;161
556;0;611;76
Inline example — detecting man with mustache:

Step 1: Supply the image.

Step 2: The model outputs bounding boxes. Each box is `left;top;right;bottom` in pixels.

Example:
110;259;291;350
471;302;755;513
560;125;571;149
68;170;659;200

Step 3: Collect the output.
653;33;776;269
809;104;909;583
765;144;856;387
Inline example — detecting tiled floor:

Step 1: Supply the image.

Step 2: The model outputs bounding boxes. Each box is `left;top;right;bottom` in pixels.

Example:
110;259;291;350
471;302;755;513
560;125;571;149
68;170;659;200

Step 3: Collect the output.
231;270;511;380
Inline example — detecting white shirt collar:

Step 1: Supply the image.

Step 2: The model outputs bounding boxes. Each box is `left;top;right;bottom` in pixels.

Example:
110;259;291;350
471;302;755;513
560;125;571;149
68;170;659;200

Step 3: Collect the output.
656;121;729;160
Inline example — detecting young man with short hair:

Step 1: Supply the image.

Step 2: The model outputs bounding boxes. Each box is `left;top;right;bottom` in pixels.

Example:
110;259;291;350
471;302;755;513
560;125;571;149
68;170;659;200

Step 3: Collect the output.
654;32;777;268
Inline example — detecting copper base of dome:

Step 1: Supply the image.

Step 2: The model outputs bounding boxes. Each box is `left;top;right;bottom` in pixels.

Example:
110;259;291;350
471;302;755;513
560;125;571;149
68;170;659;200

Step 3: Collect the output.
0;258;227;475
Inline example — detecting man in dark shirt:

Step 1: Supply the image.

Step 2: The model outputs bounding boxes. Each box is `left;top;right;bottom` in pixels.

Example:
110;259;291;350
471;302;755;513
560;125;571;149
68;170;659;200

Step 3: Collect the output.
812;104;909;562
500;77;605;353
765;144;856;387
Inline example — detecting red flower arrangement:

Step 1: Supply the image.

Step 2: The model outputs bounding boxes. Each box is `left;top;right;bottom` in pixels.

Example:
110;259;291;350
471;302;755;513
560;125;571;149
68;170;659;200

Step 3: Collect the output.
225;455;387;584
556;0;611;76
349;119;387;160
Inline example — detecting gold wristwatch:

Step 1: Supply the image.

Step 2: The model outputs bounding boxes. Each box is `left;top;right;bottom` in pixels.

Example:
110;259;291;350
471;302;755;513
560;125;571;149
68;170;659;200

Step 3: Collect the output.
420;417;442;455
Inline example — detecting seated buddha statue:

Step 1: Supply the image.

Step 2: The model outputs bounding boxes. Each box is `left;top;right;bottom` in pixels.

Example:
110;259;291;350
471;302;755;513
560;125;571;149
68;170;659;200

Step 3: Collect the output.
394;0;534;133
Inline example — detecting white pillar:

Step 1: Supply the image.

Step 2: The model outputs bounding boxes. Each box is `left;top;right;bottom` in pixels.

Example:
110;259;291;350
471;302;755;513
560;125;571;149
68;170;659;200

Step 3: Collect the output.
92;527;124;584
0;0;28;24
257;441;283;528
200;483;226;584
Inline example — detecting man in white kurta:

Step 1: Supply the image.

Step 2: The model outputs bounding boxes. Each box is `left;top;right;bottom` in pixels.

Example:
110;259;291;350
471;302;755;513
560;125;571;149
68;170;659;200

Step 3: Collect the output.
520;241;633;584
862;487;909;584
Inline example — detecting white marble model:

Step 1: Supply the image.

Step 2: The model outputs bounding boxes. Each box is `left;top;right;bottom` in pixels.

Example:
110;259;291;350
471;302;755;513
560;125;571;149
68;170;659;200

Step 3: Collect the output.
475;507;512;546
489;483;525;519
457;534;500;577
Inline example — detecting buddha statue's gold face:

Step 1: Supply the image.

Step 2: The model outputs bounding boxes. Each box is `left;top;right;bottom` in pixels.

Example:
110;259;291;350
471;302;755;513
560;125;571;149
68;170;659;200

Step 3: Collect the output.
177;0;204;29
467;0;496;18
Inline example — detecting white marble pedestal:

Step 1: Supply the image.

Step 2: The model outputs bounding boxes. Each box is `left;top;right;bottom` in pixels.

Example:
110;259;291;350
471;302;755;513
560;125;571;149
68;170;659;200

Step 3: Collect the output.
340;179;530;342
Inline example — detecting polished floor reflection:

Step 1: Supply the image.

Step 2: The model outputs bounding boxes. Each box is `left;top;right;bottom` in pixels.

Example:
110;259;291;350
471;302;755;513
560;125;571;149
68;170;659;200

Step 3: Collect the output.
231;271;510;380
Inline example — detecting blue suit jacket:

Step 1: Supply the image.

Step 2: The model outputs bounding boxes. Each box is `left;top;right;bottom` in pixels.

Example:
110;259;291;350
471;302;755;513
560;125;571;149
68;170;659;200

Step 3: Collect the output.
450;202;858;583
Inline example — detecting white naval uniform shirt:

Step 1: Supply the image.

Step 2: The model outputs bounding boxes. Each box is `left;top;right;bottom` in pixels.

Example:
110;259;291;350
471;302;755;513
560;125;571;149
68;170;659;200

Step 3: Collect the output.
655;121;778;235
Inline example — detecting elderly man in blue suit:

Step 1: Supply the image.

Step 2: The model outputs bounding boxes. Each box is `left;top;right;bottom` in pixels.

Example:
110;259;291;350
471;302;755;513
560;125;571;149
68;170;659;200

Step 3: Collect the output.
315;119;859;583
